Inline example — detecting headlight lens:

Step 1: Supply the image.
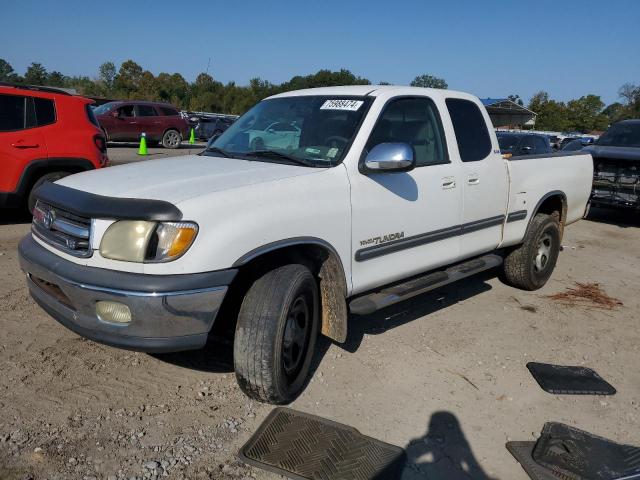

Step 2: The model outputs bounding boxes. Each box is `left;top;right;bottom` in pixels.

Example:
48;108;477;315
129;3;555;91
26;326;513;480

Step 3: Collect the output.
100;221;198;263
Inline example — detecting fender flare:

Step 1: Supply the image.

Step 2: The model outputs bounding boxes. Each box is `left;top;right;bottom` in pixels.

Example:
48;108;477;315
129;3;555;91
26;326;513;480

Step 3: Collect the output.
526;190;567;237
232;237;350;343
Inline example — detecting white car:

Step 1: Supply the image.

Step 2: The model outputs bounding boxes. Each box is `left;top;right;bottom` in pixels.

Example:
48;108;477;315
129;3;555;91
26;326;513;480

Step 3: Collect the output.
19;86;593;404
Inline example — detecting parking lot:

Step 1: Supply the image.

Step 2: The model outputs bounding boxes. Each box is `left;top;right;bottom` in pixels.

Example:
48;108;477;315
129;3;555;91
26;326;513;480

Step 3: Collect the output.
0;144;638;479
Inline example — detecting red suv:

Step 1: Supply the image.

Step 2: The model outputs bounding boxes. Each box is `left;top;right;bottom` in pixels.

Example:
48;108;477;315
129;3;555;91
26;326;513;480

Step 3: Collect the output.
93;101;189;149
0;83;108;212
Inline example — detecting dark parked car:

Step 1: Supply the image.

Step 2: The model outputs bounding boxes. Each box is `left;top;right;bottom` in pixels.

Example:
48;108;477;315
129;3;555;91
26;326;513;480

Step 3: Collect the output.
195;116;235;140
93;101;189;149
496;132;552;156
584;119;640;210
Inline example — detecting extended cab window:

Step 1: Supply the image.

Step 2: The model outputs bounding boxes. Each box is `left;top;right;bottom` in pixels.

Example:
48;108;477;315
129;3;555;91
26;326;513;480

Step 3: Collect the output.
366;97;448;167
446;98;492;162
0;94;27;131
34;98;56;126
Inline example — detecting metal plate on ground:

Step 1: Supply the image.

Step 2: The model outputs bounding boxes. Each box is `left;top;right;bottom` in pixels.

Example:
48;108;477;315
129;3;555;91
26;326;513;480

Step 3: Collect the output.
533;422;640;480
526;362;616;395
506;441;569;480
239;407;405;480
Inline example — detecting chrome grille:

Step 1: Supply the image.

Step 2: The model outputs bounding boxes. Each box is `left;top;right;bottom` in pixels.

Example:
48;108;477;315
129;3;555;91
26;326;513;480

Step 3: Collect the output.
32;201;93;258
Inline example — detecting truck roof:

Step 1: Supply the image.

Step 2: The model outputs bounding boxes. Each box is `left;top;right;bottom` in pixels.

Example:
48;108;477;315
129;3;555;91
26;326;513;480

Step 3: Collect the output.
267;85;477;101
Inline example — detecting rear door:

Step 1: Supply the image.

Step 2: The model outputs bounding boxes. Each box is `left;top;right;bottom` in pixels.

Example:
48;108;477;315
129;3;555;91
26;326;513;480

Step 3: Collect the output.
0;93;47;194
445;98;509;259
135;104;163;140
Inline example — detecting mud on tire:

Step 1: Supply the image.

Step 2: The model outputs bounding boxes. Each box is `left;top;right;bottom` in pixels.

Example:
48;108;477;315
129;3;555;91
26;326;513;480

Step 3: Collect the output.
233;264;319;404
501;213;561;291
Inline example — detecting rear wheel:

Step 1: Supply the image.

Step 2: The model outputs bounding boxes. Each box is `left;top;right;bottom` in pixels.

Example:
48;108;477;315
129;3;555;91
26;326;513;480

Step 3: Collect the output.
161;129;181;149
233;264;319;404
27;172;70;213
501;213;561;290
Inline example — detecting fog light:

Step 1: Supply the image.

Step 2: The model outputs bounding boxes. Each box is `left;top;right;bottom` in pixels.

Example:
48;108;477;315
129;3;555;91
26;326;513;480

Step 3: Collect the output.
96;301;132;324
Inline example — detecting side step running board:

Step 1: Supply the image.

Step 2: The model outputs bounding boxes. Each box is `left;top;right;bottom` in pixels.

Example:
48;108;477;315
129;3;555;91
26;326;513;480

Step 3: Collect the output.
349;254;503;315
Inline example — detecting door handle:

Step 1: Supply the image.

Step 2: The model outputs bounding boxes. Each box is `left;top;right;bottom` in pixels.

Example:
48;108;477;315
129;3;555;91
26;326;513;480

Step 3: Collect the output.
441;177;456;189
11;142;39;149
467;176;480;185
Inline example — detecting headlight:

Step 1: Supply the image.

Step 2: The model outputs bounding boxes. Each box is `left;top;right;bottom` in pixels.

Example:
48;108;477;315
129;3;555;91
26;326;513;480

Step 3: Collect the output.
100;220;198;263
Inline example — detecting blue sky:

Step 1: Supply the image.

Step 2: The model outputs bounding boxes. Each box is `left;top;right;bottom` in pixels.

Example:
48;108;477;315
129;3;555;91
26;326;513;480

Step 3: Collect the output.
2;0;639;105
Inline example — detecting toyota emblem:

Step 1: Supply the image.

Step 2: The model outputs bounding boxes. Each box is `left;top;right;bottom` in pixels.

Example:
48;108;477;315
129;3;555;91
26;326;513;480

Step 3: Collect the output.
43;209;55;229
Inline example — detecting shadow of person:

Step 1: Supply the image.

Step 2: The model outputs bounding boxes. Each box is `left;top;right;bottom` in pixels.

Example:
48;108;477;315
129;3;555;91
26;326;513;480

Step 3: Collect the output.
402;411;497;480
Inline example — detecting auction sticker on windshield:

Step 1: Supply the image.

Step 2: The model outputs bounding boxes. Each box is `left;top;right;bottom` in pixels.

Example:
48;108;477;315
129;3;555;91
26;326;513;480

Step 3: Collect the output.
320;99;364;111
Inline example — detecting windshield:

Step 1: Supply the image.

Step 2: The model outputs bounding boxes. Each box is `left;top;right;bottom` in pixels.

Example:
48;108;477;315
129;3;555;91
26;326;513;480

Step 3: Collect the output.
93;102;117;115
596;122;640;147
497;135;521;152
204;96;372;167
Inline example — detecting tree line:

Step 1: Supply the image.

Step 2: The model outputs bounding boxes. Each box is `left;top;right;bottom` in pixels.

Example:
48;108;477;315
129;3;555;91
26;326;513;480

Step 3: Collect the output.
1;58;638;132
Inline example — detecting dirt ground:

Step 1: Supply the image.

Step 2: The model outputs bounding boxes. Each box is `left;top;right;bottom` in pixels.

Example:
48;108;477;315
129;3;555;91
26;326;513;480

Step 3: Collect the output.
1;148;639;479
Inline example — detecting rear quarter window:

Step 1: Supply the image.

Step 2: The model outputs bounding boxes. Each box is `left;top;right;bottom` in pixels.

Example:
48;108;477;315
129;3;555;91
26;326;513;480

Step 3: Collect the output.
34;98;56;126
160;107;179;116
446;98;492;162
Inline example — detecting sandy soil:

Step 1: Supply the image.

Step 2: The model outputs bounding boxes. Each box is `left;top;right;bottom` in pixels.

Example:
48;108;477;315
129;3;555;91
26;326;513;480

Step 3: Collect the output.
1;170;639;480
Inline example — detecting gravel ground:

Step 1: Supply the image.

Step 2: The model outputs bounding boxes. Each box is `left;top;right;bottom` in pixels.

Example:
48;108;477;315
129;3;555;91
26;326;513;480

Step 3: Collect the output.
1;150;639;479
106;142;206;166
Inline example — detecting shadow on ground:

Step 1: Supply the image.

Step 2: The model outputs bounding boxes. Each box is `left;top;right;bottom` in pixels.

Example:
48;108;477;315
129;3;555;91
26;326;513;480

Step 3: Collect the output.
151;270;496;400
586;206;640;228
401;411;497;479
0;209;31;226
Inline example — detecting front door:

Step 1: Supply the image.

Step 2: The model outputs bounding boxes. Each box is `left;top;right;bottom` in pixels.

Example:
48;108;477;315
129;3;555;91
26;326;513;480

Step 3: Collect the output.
349;96;463;294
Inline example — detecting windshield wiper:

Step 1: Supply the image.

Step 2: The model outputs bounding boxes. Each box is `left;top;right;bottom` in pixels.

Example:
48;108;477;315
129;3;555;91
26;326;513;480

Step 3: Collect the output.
245;150;315;167
203;146;233;158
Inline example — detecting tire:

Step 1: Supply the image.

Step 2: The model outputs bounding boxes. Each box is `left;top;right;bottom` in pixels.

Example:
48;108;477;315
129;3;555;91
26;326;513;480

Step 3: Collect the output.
161;129;181;149
27;172;69;213
234;264;319;404
501;213;561;291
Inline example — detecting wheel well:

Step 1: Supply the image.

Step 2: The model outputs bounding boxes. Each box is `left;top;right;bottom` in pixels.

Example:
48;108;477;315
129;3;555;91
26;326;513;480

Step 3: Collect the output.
219;243;349;344
20;160;94;198
162;127;181;138
533;193;567;238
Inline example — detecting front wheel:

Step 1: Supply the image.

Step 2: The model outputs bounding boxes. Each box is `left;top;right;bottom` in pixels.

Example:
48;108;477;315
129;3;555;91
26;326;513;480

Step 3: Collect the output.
161;129;181;149
234;264;319;404
501;213;561;290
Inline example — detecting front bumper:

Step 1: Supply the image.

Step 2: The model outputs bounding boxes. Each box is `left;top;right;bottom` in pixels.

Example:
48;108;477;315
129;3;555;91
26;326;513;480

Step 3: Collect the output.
18;235;237;353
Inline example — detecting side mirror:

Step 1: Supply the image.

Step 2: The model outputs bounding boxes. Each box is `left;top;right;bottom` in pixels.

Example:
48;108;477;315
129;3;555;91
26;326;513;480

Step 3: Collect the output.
110;110;120;118
363;143;415;173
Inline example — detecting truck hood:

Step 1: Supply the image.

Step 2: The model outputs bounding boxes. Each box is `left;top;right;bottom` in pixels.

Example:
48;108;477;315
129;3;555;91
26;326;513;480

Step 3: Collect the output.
57;155;319;204
584;145;640;161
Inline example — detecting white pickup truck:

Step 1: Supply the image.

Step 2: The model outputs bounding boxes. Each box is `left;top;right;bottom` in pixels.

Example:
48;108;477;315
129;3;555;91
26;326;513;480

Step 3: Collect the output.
19;86;593;404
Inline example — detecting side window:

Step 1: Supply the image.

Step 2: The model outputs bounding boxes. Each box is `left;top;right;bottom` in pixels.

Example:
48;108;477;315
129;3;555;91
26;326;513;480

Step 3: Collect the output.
159;107;179;116
118;105;135;117
445;98;492;162
34;98;56;126
0;94;27;131
366;97;448;167
533;136;548;154
135;105;158;117
520;136;535;155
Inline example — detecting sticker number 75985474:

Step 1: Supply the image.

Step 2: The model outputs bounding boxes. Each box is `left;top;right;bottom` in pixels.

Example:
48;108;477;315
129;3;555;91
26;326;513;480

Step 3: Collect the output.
320;99;364;111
